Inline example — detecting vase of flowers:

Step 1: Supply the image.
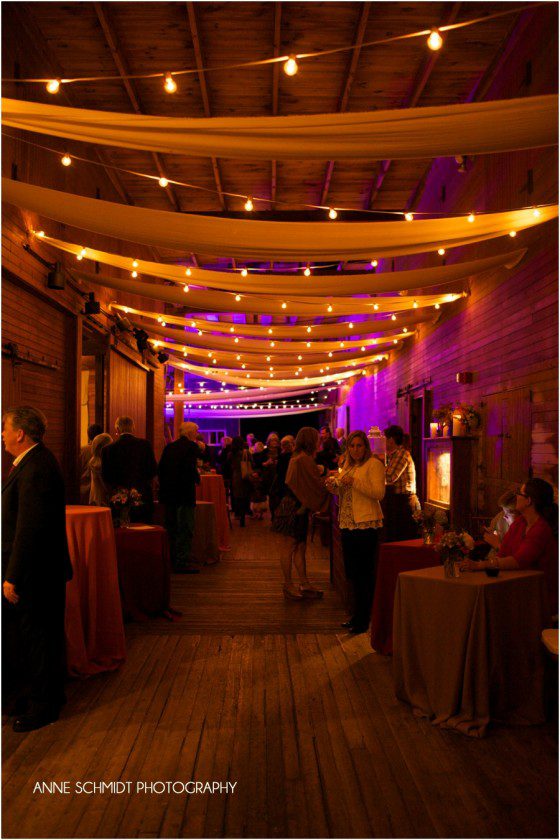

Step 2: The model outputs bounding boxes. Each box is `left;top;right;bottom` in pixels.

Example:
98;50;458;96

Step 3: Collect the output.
413;507;448;543
110;488;142;528
435;530;475;578
454;403;481;435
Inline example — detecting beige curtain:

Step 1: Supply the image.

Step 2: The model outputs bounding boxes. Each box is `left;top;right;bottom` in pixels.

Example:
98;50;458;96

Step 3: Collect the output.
4;179;556;260
75;268;463;315
42;233;526;295
3;95;557;159
166;387;333;404
114;304;431;340
174;358;365;389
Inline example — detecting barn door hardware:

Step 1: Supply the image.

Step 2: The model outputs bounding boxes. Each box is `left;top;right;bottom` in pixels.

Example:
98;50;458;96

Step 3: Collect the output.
2;341;60;372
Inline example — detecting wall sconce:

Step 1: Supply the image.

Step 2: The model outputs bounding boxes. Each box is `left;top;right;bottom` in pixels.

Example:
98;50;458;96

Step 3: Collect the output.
456;371;474;384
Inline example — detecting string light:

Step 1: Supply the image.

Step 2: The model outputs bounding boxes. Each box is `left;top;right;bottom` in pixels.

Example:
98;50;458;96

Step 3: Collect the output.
132;260;139;268
183;284;189;292
61;154;72;167
185;267;192;277
158;177;169;187
164;73;177;93
467;213;475;223
391;314;397;320
393;339;398;344
306;327;312;333
349;322;353;329
281;302;287;309
434;303;440;309
370;260;378;268
268;328;273;335
283;56;298;76
36;230;45;238
413;301;419;308
131;270;138;278
241;268;248;277
234;337;239;343
327;305;333;312
244;197;254;212
373;304;379;311
328;208;338;220
235;294;242;302
533;208;541;218
46;79;60;94
437;247;446;256
404;212;414;222
229;326;235;332
509;230;517;237
427;28;443;50
304;265;311;277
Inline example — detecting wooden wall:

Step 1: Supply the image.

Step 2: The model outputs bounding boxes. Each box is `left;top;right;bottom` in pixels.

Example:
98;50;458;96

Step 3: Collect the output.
338;11;558;511
107;349;149;439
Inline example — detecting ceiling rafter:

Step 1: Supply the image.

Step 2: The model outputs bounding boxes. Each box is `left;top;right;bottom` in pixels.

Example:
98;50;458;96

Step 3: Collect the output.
320;2;371;208
270;1;282;222
406;6;537;212
367;1;462;210
186;1;226;212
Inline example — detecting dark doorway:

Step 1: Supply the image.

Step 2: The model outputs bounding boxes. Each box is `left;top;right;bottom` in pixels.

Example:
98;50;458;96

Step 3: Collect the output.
410;396;424;501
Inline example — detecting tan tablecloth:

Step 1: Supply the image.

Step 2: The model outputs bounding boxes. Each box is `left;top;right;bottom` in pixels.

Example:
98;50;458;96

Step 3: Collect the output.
196;474;230;552
393;566;549;737
191;501;220;565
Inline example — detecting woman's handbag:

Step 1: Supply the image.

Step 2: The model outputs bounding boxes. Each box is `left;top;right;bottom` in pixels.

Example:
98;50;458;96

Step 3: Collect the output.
271;493;299;536
240;450;252;480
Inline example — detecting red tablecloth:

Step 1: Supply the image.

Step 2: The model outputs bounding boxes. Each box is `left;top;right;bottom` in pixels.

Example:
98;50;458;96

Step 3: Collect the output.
65;506;126;677
370;538;438;655
196;474;230;552
114;524;171;621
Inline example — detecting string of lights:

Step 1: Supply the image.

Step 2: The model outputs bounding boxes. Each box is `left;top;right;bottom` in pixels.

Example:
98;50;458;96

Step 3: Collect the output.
2;4;542;89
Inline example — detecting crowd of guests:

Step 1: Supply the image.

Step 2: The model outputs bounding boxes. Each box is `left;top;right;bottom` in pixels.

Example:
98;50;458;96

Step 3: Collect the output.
3;404;557;733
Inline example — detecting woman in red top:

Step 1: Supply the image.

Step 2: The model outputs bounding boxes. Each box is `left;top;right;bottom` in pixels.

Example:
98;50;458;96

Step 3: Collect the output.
461;478;558;614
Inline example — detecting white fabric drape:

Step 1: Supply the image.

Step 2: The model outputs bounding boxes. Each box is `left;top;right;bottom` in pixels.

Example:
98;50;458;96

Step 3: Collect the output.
3;95;557;159
41;234;526;296
4;179;556;261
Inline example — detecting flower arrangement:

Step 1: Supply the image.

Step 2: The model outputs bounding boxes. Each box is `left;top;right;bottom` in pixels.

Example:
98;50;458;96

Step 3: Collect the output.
432;404;453;426
413;507;448;530
110;488;142;528
454;403;481;432
435;530;475;577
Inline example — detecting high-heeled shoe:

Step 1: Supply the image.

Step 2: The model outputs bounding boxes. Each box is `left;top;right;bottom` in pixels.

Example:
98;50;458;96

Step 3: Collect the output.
283;586;303;601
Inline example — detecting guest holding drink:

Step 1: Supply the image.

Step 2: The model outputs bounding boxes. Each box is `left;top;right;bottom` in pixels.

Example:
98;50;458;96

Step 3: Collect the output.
460;478;558;614
326;431;385;633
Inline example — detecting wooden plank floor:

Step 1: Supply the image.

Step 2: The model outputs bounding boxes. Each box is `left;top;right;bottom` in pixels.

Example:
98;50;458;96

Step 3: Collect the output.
3;517;558;838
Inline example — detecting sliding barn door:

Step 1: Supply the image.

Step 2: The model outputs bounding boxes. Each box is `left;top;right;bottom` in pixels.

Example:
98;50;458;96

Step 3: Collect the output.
483;387;531;512
106;348;148;438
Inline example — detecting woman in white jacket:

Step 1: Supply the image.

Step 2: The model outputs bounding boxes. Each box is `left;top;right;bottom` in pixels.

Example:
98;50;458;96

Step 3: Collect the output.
326;430;385;634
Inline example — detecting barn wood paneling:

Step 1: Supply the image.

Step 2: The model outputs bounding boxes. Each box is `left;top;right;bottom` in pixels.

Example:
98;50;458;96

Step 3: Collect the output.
107;349;148;439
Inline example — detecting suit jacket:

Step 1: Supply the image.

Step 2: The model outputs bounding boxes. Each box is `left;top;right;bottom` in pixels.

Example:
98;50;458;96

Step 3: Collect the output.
2;442;72;593
101;434;157;504
158;437;200;507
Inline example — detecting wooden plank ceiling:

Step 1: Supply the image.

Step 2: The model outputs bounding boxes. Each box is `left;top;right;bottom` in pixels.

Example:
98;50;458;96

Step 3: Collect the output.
3;1;532;333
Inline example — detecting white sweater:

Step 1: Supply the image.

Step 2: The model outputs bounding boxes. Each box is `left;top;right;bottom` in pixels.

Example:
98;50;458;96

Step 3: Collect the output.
344;457;385;524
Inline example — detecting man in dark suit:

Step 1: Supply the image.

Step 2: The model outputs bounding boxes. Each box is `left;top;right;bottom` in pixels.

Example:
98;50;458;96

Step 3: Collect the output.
101;416;157;523
158;421;201;573
2;406;72;732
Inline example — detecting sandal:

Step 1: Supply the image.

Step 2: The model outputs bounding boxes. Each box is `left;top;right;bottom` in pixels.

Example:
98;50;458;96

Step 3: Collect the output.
283;586;304;601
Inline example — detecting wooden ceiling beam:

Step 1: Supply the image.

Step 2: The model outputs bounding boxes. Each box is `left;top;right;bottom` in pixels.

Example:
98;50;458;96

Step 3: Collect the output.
406;7;536;212
367;2;462;210
186;1;226;212
320;2;371;208
94;3;181;214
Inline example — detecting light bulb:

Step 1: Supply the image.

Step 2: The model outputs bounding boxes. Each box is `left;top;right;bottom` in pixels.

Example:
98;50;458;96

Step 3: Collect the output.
131;270;138;278
327;305;333;313
413;301;419;308
403;327;408;333
467;213;475;223
533;208;541;218
164;73;177;93
185;267;192;277
328;208;338;220
306;326;312;333
281;302;287;309
373;304;379;311
349;322;353;329
509;230;517;238
298;355;302;360
76;253;83;261
46;79;61;94
162;321;166;327
391;314;397;321
237;355;242;360
36;230;45;238
158;177;169;188
234;337;239;343
404;212;414;222
230;326;235;332
241;268;248;277
435;303;440;310
61;154;72;167
304;266;311;277
437;248;445;256
132;259;139;268
393;339;398;344
183;351;188;357
328;352;333;358
283;56;298;76
306;342;311;348
244;197;254;212
183;285;189;293
212;359;217;364
270;341;275;347
427;29;443;51
235;294;241;302
269;367;274;371
198;330;202;335
266;356;271;362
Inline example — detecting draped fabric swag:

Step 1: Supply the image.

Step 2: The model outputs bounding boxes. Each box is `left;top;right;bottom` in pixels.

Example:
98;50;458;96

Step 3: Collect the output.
3;95;557;160
4;179;556;260
41;234;527;295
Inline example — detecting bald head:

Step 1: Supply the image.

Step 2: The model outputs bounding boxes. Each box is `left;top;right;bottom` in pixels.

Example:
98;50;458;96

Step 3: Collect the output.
179;421;199;441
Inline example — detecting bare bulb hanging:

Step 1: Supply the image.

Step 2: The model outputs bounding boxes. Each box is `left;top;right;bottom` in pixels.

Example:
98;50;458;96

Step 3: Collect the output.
328;208;338;220
158;177;169;188
427;29;443;50
244;197;254;212
46;79;60;94
61;154;72;167
404;212;414;222
164;73;177;93
283;56;298;76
